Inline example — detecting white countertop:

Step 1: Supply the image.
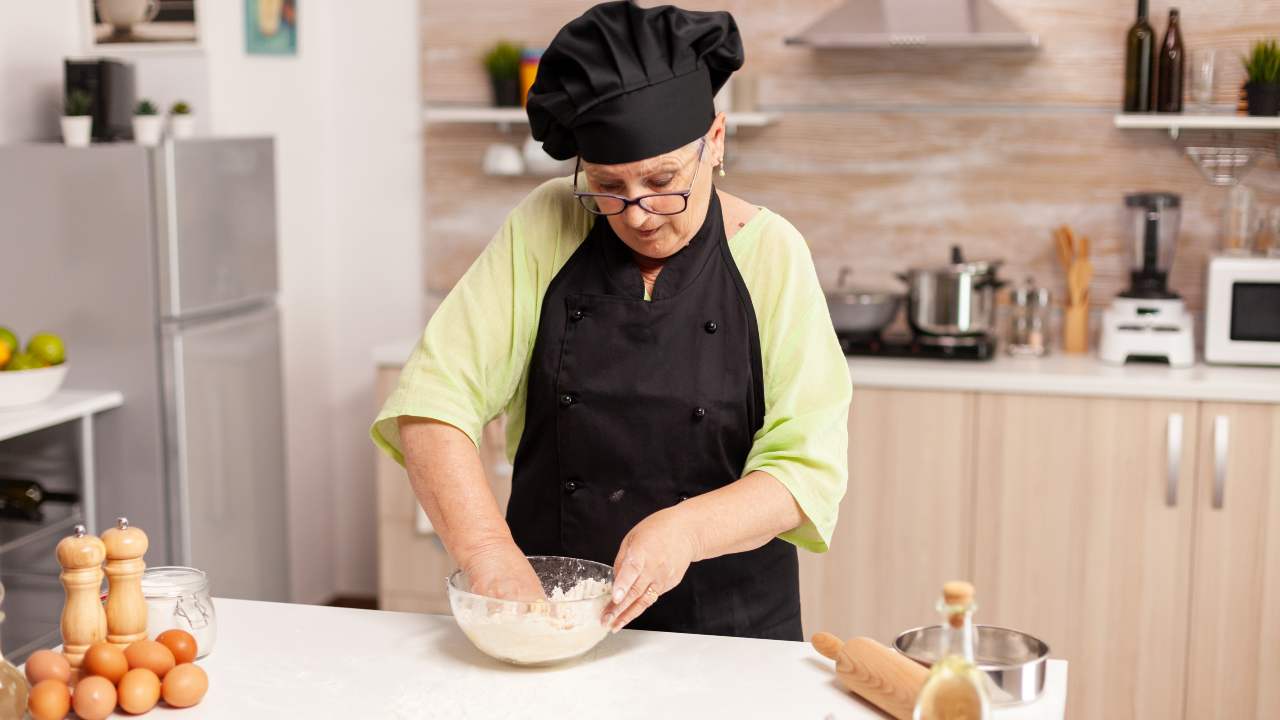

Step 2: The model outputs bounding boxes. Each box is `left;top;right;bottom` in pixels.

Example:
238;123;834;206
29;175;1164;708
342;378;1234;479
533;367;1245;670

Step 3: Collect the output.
376;338;1280;403
137;599;1067;719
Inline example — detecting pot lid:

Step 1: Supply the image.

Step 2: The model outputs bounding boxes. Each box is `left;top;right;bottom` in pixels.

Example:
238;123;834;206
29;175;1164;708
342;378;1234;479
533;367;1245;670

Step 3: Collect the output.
826;266;902;303
906;246;1003;276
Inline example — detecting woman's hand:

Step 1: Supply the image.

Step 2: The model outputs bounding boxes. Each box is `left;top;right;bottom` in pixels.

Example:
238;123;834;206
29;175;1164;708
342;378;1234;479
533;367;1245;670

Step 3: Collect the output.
460;541;546;601
602;506;701;632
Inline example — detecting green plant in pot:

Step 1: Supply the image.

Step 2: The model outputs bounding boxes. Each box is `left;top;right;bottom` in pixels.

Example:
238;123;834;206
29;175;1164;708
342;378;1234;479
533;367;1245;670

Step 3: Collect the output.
484;41;523;107
132;98;164;147
1243;39;1280;116
169;100;196;139
60;89;93;147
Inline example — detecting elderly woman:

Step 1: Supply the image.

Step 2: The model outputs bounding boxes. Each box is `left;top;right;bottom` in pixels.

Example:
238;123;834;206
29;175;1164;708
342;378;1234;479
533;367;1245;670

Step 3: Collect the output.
372;1;850;641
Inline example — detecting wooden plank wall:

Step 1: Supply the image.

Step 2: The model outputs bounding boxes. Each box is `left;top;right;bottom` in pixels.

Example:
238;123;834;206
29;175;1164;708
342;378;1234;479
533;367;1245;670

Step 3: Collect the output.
420;0;1280;313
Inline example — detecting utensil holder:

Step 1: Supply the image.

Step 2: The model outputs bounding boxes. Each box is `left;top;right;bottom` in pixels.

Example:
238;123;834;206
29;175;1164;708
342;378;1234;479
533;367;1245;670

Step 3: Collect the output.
1063;304;1089;354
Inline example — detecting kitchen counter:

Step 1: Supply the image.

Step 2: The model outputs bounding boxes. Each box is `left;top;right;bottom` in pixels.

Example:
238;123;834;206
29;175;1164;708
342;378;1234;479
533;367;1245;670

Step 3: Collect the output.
375;338;1280;404
138;598;1067;718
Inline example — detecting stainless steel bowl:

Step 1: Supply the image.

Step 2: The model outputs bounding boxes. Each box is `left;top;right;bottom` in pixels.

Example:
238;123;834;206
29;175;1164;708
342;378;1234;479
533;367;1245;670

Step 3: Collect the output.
827;289;902;334
894;624;1049;706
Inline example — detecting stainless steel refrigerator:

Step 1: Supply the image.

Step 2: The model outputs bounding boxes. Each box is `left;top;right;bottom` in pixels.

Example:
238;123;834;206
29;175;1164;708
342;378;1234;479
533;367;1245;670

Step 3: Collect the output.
0;139;290;650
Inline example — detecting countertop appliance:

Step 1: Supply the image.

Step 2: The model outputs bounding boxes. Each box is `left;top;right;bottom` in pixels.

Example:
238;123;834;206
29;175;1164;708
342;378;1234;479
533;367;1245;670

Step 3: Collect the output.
1205;254;1280;366
1100;192;1195;368
64;58;136;142
0;139;290;647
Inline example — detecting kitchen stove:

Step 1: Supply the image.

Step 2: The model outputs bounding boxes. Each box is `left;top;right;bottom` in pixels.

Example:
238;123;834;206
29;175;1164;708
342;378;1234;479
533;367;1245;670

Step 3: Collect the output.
838;331;996;360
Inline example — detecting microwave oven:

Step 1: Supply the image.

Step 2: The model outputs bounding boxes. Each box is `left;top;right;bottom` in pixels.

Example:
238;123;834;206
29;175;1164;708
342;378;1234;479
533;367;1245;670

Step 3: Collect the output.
1204;254;1280;366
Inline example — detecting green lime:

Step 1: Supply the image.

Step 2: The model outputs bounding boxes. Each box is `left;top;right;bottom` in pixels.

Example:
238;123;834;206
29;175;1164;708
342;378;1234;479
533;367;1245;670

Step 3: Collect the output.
26;332;65;366
0;327;17;356
5;352;47;371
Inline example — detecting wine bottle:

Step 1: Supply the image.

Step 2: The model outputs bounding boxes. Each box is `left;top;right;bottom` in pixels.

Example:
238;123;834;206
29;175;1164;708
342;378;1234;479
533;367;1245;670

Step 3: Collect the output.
1156;8;1185;113
0;477;78;522
1123;0;1157;111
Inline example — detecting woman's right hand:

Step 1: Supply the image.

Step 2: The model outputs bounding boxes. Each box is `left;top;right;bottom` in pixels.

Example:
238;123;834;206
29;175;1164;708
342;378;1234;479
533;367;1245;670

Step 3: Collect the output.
461;542;546;601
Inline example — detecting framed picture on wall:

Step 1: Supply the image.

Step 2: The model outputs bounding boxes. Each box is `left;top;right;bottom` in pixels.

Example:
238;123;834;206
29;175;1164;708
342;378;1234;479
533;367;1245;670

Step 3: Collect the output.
245;0;297;56
84;0;201;50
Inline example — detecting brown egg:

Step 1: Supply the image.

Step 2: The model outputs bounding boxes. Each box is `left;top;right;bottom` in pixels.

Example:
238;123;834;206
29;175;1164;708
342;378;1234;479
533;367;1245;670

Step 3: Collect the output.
83;641;129;684
24;649;71;685
125;639;176;678
27;679;71;720
117;667;161;715
73;675;118;720
161;662;208;708
156;628;198;664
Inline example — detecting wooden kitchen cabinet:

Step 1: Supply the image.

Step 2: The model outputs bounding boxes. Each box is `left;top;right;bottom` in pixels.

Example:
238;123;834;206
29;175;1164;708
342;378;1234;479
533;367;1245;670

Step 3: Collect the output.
1184;402;1280;720
972;394;1199;720
374;366;512;614
800;388;977;644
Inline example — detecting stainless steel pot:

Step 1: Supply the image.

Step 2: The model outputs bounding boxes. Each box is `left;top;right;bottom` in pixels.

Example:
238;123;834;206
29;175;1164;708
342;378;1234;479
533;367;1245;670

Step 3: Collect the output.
826;267;902;335
894;624;1049;706
898;246;1004;337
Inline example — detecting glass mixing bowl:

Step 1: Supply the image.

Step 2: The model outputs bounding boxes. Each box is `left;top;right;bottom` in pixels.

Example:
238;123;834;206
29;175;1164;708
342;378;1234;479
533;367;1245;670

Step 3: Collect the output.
446;555;614;666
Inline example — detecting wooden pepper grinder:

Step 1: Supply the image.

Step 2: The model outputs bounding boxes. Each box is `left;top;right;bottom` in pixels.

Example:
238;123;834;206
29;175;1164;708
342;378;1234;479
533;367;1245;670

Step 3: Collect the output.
102;516;149;648
56;524;107;669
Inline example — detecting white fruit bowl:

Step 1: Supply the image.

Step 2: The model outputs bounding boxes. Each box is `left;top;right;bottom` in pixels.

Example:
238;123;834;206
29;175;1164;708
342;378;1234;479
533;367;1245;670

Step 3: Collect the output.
0;364;69;408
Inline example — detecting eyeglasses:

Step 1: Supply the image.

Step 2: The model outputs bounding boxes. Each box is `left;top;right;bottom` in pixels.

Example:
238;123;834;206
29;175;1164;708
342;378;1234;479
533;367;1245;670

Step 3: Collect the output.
572;138;707;216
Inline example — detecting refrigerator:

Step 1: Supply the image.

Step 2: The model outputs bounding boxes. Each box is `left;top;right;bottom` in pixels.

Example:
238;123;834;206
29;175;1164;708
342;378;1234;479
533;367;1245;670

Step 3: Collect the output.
0;138;290;655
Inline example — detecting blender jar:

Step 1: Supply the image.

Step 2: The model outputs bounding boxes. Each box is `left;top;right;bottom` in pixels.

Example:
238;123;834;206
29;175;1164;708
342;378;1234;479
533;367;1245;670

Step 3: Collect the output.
1123;192;1181;298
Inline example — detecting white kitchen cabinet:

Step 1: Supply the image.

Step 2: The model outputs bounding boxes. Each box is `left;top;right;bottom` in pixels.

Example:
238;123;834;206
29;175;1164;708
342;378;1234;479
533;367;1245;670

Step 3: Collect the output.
800;388;977;644
971;394;1198;720
1184;403;1280;720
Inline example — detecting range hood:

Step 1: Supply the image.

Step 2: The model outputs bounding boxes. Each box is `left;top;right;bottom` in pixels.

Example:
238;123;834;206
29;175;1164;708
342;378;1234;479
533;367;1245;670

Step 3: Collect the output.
785;0;1039;49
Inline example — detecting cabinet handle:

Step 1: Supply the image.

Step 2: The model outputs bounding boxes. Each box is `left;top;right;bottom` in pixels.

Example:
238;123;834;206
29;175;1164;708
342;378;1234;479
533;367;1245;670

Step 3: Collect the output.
1165;413;1183;507
1213;415;1230;510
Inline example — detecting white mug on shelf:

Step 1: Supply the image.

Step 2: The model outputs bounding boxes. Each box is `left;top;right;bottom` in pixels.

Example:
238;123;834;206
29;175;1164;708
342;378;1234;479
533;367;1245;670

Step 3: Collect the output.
482;143;524;176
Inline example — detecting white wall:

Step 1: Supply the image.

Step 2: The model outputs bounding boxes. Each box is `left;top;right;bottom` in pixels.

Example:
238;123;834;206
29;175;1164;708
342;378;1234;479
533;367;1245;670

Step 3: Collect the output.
1;1;423;603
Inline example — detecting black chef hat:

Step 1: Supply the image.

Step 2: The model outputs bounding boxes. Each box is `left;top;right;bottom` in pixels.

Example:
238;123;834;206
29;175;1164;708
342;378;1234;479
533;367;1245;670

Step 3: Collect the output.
527;1;744;164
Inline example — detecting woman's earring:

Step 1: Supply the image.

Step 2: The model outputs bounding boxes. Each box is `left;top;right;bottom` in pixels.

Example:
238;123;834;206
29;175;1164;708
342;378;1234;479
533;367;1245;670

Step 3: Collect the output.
718;158;726;177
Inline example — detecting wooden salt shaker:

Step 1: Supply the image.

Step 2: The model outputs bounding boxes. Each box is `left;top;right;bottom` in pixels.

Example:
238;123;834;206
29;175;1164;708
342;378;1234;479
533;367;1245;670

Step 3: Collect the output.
57;524;107;668
102;517;149;648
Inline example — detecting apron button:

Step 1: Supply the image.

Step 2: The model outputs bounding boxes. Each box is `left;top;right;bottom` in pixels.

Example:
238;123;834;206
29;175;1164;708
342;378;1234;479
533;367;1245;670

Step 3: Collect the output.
559;394;575;407
570;309;585;321
564;479;579;493
704;321;718;334
692;406;706;420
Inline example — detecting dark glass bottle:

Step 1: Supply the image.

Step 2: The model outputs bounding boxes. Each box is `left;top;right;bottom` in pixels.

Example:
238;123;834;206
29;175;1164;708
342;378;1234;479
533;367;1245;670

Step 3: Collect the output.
1156;8;1185;113
0;477;77;522
1123;0;1156;111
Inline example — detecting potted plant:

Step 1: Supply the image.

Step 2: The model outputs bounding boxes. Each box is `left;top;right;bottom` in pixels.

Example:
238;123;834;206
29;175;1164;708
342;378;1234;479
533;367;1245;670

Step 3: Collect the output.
61;90;93;147
132;99;163;146
169;101;195;139
1243;39;1280;116
484;41;523;107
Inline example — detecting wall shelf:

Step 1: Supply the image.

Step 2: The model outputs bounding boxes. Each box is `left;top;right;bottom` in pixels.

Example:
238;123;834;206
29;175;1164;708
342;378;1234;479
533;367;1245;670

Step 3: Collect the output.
423;105;779;134
1114;113;1280;185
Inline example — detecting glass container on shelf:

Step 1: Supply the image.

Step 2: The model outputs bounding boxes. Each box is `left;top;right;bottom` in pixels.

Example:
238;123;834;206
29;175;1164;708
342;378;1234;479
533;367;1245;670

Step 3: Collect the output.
1221;184;1261;256
1007;277;1050;357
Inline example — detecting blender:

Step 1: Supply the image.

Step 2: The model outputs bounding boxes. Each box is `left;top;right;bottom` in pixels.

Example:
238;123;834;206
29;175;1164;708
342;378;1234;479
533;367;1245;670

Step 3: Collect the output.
1099;192;1195;367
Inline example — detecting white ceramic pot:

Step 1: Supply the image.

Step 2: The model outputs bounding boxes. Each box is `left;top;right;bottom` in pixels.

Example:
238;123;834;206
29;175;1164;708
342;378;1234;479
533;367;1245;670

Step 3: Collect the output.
169;114;196;139
132;115;164;146
61;116;92;147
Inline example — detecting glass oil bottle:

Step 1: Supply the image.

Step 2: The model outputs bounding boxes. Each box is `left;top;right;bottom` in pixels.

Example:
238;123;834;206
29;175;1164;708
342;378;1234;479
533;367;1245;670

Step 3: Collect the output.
0;582;28;720
913;581;990;720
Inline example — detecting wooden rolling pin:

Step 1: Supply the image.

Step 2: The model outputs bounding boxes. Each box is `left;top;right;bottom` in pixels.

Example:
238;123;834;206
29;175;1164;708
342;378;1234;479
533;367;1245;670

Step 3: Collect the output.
813;632;928;720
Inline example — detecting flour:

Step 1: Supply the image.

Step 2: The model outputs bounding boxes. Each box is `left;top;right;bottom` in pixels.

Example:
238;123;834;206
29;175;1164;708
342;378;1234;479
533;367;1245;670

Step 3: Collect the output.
455;577;613;665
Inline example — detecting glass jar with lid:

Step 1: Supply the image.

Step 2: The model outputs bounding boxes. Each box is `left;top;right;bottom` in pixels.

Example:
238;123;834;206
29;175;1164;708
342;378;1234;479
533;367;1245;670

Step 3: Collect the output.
141;566;217;658
1007;277;1051;357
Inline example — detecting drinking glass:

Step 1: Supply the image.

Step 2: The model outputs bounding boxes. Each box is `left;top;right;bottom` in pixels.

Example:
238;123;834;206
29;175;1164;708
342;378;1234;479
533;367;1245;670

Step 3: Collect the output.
1191;49;1217;112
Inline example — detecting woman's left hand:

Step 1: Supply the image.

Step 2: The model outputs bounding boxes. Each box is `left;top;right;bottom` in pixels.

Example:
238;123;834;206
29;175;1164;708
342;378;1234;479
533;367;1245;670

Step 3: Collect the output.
602;506;701;633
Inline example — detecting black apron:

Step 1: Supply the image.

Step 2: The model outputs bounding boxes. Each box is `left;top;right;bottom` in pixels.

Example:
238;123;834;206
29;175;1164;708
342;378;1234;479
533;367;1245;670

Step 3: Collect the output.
507;189;802;640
